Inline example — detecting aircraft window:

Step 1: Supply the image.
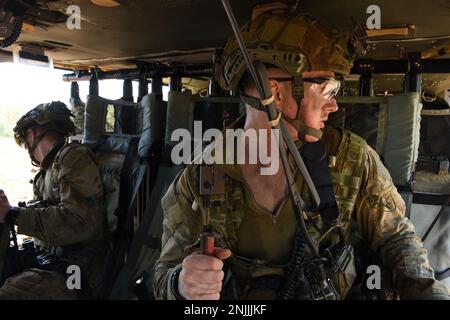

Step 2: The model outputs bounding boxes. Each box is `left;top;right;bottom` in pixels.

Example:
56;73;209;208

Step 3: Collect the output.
162;85;169;102
105;104;116;133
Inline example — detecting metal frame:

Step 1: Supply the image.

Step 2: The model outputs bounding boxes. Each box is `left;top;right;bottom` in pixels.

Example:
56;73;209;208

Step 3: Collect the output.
62;63;212;82
413;193;450;206
61;58;450;86
336;96;388;155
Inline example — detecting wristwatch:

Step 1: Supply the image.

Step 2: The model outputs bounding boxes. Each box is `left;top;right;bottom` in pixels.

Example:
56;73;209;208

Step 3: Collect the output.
170;267;186;300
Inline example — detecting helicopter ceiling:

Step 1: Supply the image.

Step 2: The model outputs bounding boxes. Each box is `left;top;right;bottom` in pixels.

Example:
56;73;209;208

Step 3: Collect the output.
0;0;449;71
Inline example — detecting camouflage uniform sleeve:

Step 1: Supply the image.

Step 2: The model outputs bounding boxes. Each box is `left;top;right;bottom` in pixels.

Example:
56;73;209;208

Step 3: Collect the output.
354;146;450;299
31;170;45;201
16;146;104;246
154;165;203;300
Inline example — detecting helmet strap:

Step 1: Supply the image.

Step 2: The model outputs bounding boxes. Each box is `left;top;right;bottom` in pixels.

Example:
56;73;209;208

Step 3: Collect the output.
282;113;323;140
24;128;50;167
287;75;323;140
240;94;267;112
240;74;323;140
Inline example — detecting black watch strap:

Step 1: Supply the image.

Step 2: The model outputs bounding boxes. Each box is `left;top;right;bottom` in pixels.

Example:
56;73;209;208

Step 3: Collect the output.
170;267;185;300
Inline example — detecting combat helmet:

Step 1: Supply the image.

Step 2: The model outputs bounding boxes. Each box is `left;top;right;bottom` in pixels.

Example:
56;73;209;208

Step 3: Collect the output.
220;2;366;90
13;101;75;163
219;2;366;139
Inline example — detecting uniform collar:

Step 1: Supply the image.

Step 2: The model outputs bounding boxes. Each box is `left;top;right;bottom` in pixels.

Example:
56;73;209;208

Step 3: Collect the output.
40;141;65;170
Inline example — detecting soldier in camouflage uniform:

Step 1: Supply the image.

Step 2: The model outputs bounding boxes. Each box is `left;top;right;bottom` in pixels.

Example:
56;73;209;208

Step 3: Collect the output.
0;101;107;299
154;3;450;300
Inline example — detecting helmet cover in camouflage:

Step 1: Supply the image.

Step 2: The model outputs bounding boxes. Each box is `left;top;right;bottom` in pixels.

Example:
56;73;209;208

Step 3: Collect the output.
219;2;366;91
13;101;76;148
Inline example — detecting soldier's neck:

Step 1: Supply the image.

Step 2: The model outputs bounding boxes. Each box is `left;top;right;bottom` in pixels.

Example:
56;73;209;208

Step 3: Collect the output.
243;105;277;169
244;105;271;131
35;138;65;169
242;106;289;213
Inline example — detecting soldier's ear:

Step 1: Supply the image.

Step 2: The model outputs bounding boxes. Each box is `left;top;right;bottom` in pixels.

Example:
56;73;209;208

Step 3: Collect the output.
26;128;37;143
269;80;284;110
269;79;282;99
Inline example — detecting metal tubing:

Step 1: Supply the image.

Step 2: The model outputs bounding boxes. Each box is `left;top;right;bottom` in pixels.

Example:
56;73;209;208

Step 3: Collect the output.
63;59;450;83
62;64;213;82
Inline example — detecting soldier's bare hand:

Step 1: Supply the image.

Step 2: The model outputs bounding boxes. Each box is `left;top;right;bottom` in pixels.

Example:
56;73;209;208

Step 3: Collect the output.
178;247;231;300
0;189;12;223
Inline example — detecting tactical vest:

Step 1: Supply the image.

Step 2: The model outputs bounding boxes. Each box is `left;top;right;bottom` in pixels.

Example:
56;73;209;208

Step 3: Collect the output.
33;142;109;255
197;129;367;299
32;143;77;255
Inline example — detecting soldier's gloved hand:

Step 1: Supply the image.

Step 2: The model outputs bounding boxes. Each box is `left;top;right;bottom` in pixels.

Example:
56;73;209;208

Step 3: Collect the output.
0;189;12;223
178;247;231;300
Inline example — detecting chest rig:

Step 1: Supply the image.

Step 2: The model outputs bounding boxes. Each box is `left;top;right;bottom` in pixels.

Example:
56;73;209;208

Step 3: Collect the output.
196;129;367;299
32;143;87;256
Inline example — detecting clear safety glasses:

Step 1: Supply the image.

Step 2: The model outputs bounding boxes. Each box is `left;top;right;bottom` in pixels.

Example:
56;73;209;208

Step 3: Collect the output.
269;76;342;101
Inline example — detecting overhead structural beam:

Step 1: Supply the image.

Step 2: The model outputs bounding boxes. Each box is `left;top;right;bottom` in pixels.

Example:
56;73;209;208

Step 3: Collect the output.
62;63;212;82
62;59;450;83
